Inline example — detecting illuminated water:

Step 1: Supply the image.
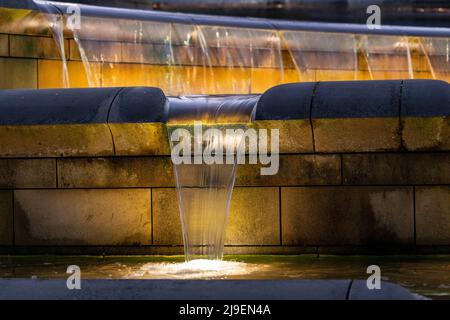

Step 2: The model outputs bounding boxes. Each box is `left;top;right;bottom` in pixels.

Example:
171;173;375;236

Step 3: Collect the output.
28;1;449;93
167;95;259;261
1;255;450;299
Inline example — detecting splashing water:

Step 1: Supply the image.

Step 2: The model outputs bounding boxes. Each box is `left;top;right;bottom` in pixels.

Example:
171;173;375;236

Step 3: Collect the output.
128;259;262;279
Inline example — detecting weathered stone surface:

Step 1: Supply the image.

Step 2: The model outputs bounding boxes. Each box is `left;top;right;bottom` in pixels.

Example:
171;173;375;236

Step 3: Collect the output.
0;57;36;89
343;153;450;185
152;188;183;245
236;154;341;186
401;80;450;151
255;82;314;120
0;124;114;157
281;187;414;245
0;279;354;300
311;80;401;152
58;157;174;188
108;87;167;123
226;187;280;245
152;187;280;246
0;159;56;188
10;35;67;59
109;123;171;156
313;118;400;152
416;186;450;245
0;191;13;245
402;117;450;151
252;120;313;153
14;189;151;245
0;34;8;56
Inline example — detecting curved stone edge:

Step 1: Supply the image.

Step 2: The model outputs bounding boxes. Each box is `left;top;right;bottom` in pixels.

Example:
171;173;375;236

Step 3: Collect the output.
257;79;449;152
0;279;423;300
0;80;448;157
0;86;169;157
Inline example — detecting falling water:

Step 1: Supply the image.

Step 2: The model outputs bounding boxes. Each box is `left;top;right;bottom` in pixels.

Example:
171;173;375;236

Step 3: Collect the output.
167;95;259;261
33;0;70;87
25;1;449;263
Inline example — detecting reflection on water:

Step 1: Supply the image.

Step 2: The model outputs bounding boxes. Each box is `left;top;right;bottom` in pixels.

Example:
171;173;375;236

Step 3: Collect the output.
1;255;450;299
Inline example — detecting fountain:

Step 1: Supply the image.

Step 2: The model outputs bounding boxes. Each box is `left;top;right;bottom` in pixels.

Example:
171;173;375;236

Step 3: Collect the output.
167;95;259;261
15;0;446;263
9;1;445;94
1;1;445;264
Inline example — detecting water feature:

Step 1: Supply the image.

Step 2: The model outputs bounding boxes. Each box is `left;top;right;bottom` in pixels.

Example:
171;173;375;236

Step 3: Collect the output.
167;95;259;261
26;1;449;93
2;254;450;299
24;1;449;263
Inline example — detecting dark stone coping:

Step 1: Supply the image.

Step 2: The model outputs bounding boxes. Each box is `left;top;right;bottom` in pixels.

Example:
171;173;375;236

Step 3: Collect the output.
402;80;450;117
0;80;448;125
256;79;449;120
0;87;167;125
2;1;449;37
0;279;420;300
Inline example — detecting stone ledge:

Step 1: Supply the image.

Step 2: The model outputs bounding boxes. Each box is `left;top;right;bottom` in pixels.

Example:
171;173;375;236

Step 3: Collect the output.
401;80;450;150
0;124;114;157
0;80;448;157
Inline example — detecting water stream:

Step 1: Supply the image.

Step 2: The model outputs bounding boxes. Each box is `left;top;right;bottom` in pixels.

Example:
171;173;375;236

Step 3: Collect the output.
167;95;259;261
27;1;449;263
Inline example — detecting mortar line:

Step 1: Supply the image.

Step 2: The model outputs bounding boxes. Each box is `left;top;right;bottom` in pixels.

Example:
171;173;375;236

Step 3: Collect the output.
55;158;59;188
11;190;15;247
2;183;449;191
1;150;449;161
278;186;282;246
399;80;405;150
413;185;417;246
309;82;320;153
150;188;154;245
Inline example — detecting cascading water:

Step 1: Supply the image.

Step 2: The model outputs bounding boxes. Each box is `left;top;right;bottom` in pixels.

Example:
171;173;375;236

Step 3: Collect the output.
29;1;450;93
167;95;259;261
25;1;449;264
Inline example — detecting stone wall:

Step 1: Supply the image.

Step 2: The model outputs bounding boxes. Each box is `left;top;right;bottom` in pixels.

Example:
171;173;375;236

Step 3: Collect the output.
0;6;447;95
0;80;448;254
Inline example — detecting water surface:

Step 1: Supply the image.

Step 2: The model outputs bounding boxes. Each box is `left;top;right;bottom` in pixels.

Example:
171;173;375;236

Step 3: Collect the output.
1;255;450;299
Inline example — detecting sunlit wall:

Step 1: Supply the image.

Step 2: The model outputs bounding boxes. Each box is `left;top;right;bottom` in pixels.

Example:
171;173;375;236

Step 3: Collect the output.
0;6;448;94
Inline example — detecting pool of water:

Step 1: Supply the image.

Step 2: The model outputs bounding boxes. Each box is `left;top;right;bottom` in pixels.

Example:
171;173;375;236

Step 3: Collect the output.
1;255;450;299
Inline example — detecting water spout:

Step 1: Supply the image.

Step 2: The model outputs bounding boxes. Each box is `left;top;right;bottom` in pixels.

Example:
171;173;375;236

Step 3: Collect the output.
167;95;259;261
